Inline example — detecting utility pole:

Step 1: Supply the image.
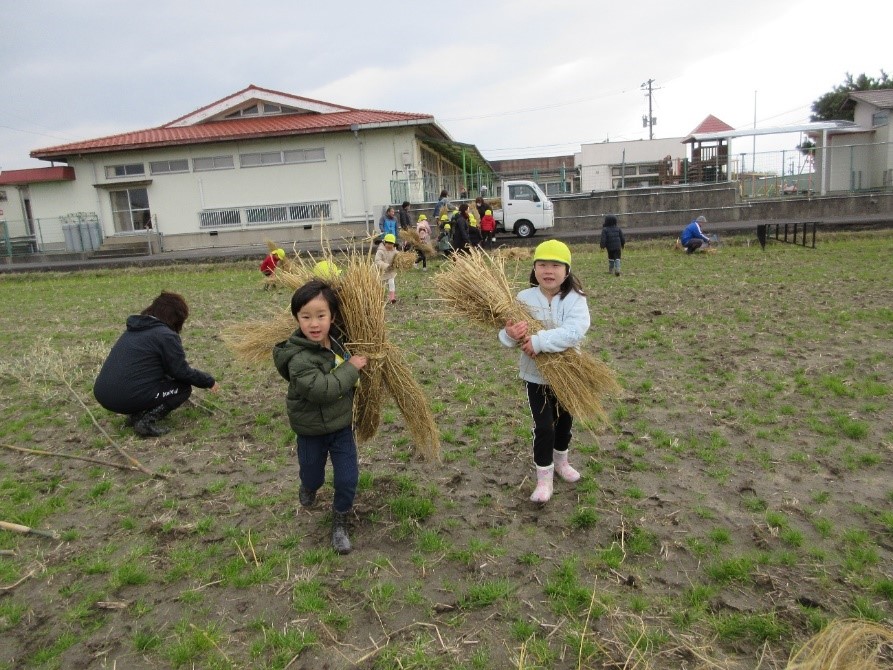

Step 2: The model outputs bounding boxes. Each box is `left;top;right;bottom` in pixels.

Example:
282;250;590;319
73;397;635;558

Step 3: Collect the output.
641;79;658;140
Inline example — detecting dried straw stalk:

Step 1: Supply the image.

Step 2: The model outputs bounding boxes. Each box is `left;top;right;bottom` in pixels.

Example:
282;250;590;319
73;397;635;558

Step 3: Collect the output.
433;247;620;428
221;308;295;365
786;619;893;670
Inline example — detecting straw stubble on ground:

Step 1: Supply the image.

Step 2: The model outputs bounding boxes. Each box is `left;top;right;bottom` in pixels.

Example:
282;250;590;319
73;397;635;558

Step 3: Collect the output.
0;232;892;669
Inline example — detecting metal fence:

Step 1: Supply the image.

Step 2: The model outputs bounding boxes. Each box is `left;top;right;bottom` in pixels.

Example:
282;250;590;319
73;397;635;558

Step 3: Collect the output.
1;212;102;258
577;140;892;199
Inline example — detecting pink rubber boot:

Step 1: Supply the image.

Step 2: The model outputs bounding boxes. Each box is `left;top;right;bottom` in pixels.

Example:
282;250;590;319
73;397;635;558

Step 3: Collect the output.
530;465;554;503
388;291;397;304
553;450;580;483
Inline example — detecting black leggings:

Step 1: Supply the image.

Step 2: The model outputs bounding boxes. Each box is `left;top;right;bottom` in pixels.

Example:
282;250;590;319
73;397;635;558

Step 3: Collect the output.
525;382;573;467
416;249;427;268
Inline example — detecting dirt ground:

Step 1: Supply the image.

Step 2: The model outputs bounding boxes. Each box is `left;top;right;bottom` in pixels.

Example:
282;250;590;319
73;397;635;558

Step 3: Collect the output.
1;239;892;669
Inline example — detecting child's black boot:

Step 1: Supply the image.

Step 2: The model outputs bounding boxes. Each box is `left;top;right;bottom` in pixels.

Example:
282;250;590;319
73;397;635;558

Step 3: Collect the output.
299;485;316;508
332;511;352;554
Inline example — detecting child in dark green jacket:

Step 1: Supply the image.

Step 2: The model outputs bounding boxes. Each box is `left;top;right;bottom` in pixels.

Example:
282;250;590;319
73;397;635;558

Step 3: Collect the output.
273;279;367;554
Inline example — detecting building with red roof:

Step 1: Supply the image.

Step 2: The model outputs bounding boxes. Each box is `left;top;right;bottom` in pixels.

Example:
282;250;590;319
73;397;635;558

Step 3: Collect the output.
11;85;492;252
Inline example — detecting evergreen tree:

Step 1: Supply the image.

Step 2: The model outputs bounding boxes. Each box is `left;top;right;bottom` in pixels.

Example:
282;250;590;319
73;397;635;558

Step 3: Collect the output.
810;71;892;121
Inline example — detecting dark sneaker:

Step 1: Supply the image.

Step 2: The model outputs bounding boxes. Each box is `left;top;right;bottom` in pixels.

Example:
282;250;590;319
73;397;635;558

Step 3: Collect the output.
298;485;316;508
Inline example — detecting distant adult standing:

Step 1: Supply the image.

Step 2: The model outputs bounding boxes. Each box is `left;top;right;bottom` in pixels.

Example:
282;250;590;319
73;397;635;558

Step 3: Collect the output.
680;215;711;254
474;196;490;220
93;291;220;437
398;201;412;230
599;215;626;275
451;203;471;253
433;190;450;222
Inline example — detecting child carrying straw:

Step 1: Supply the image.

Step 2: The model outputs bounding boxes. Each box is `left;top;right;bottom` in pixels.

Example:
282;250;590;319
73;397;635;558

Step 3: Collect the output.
273;279;368;554
498;240;589;503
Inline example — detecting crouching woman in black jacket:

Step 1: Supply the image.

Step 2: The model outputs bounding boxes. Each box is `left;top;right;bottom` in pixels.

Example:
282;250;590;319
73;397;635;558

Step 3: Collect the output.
94;291;220;437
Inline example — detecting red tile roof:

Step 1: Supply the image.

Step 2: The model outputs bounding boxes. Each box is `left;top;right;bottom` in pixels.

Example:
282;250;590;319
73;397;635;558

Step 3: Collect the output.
31;94;436;161
684;114;735;142
0;166;76;185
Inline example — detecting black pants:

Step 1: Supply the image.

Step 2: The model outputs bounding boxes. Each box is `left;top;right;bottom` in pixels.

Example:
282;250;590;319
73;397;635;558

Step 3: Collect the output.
416;249;427;268
144;381;192;414
525;382;573;467
685;239;704;253
607;248;621;261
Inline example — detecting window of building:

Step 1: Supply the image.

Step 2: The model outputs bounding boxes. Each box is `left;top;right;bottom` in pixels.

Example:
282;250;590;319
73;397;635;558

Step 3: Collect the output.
193;155;235;171
105;163;145;179
240;151;283;168
0;190;6;202
110;188;151;232
283;148;326;164
149;159;189;175
872;111;889;127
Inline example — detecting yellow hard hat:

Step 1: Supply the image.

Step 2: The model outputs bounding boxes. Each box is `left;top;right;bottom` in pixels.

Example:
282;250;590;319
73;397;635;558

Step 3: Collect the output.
444;224;451;231
533;239;572;268
440;214;449;222
484;209;492;216
274;248;286;260
417;214;427;222
313;260;341;280
383;233;396;244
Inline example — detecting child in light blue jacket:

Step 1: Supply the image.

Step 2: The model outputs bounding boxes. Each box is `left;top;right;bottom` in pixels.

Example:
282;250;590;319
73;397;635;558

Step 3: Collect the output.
498;240;590;503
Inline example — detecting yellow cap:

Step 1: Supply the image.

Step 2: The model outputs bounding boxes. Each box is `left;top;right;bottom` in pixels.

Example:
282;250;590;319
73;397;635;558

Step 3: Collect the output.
274;248;286;260
533;239;571;268
440;214;449;221
417;214;427;221
484;209;492;216
383;233;396;244
312;260;341;280
444;224;451;231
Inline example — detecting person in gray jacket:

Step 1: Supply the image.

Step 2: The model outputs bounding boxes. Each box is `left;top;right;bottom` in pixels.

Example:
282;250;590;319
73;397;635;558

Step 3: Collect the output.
93;291;219;437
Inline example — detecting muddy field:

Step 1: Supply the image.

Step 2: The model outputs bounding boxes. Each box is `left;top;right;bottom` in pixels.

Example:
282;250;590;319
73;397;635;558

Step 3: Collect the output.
1;234;892;669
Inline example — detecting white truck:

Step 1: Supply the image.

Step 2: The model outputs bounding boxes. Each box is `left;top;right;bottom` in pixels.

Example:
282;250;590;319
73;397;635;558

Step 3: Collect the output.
492;180;554;238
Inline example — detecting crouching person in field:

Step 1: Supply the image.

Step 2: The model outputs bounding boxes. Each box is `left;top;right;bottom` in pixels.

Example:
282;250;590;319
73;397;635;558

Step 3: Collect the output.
93;291;220;437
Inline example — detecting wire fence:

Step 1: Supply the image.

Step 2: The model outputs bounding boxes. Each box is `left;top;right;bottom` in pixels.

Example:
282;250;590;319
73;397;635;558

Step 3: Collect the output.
576;140;892;198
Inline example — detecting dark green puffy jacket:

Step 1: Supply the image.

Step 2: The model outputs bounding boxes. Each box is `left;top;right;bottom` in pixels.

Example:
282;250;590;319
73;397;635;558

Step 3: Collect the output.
272;328;360;437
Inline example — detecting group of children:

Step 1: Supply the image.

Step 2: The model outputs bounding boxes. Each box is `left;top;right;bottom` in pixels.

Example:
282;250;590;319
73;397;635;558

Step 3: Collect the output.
272;238;590;553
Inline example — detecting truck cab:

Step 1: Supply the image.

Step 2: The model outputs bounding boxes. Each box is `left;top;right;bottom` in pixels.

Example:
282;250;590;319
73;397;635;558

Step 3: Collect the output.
493;180;554;238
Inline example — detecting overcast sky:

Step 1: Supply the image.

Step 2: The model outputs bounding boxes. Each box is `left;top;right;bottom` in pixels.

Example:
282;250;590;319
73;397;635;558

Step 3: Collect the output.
0;0;888;171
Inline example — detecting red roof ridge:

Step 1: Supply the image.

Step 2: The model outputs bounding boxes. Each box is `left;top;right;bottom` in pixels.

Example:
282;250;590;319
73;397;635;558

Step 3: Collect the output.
688;114;735;136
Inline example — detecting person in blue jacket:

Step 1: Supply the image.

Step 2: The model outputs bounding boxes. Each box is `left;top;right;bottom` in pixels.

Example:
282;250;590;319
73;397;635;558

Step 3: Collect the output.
680;215;711;253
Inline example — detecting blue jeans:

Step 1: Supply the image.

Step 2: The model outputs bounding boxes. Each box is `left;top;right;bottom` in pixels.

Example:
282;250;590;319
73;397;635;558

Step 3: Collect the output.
296;426;359;513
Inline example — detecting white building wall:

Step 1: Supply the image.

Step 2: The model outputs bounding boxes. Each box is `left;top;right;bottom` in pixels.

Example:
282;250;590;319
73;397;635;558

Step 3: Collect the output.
32;126;423;246
574;138;686;191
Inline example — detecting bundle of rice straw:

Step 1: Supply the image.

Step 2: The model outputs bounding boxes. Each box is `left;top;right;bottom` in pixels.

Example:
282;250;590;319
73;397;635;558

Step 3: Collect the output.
785;619;893;670
399;228;437;258
336;252;388;443
390;251;418;272
224;245;440;461
433;247;619;428
493;247;532;261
